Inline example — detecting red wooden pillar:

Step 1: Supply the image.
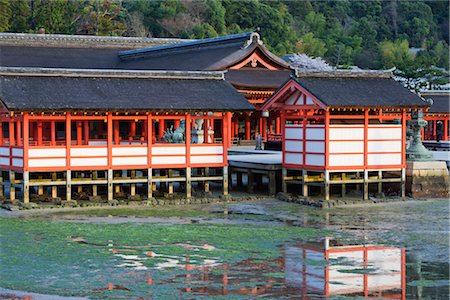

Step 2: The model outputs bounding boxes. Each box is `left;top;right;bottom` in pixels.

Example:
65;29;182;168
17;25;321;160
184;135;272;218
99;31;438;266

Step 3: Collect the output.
158;119;164;139
275;116;281;134
174;119;180;129
50;121;56;146
433;120;437;140
65;113;71;168
234;117;239;138
83;121;89;145
113;120;119;145
0;122;3;145
245;113;251;140
76;121;82;145
444;119;449;141
230;117;235;139
37;121;42;146
259;117;263;135
23;113;29;171
262;117;267;140
269;117;273;134
203;117;208;144
130;121;136;141
16;120;22;146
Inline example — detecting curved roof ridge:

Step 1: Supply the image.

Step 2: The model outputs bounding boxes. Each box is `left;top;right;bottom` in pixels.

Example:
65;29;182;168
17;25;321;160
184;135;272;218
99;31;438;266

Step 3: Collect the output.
0;32;189;48
0;67;225;80
119;32;254;60
295;68;395;78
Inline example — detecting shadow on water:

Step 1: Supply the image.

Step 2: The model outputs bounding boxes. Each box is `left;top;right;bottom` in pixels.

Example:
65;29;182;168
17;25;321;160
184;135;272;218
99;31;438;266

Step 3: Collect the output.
0;198;448;299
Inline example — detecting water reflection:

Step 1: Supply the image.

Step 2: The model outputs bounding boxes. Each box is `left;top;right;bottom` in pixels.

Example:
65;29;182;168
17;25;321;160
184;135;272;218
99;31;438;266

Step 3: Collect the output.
285;238;405;299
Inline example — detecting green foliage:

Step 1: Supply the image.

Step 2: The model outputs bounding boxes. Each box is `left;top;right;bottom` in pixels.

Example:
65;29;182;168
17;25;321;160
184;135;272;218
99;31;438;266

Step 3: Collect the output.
0;0;11;31
0;0;447;72
380;39;413;69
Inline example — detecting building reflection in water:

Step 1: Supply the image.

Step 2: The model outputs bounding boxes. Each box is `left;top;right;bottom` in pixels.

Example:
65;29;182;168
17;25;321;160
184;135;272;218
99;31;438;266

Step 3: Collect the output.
285;237;406;299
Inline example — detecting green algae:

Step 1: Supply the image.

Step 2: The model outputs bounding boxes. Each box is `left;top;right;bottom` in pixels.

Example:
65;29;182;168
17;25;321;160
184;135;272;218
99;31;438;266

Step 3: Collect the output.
0;217;327;298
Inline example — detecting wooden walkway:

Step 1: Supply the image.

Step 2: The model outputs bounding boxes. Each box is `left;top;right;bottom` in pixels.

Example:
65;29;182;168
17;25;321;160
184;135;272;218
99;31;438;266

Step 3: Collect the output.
228;148;282;195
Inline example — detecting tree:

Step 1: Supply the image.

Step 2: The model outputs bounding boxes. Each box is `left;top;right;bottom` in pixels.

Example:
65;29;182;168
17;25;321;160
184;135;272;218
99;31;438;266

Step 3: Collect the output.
295;33;327;58
379;39;413;68
0;0;11;31
9;0;30;33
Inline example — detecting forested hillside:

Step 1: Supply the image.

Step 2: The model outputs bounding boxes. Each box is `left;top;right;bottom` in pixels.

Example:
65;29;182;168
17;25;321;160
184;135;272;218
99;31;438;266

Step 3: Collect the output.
0;0;448;73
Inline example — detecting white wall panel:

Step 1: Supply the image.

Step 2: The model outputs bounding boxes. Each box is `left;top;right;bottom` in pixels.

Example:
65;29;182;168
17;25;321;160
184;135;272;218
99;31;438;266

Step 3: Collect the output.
285;140;303;152
305;95;314;104
329;154;364;167
306;127;325;140
306;141;324;153
113;156;147;166
12;148;23;157
368;141;402;153
368;126;401;140
368;274;401;290
0;147;10;156
29;148;66;158
152;156;186;165
12;158;23;167
71;157;107;167
329;141;364;153
152;146;186;155
0;157;9;165
112;147;147;156
191;155;223;164
285;127;303;140
190;146;223;155
305;154;324;166
368;153;402;166
285;91;300;105
285;153;302;165
71;147;107;157
367;249;401;272
29;158;66;167
329;127;364;140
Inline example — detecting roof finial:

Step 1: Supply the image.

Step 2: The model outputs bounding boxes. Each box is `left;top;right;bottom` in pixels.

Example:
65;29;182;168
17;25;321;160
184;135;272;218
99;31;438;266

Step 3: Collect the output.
244;31;263;48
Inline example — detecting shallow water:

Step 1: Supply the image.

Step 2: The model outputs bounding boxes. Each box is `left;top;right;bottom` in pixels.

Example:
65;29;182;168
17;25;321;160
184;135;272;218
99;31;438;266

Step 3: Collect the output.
0;199;448;299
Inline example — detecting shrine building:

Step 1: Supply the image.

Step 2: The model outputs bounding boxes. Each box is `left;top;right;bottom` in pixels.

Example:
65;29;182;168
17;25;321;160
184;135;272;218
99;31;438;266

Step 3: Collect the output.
0;67;253;204
420;90;449;141
261;69;428;200
0;32;294;143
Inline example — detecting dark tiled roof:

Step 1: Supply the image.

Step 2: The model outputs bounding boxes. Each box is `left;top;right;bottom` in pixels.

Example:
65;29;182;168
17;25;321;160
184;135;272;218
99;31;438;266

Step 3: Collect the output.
225;69;293;89
421;92;449;113
0;45;123;69
0;70;253;111
117;32;290;71
295;77;427;108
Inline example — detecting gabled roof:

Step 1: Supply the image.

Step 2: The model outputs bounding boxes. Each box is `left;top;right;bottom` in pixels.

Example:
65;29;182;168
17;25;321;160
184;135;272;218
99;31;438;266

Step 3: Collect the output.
263;70;428;110
225;69;293;89
0;33;191;69
116;32;290;71
421;91;450;113
0;67;253;112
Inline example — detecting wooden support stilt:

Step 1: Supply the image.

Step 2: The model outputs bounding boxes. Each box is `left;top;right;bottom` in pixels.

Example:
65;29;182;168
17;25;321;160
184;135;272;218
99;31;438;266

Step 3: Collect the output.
147;168;153;199
363;170;369;200
247;170;254;193
77;185;82;193
9;170;15;201
38;176;44;195
0;172;3;197
341;172;346;197
23;171;29;205
167;169;173;194
130;170;136;196
302;169;308;197
204;167;210;193
223;166;228;196
92;171;97;197
268;171;276;196
378;170;383;194
51;172;57;198
107;169;113;201
186;167;191;198
401;168;406;198
66;170;71;201
282;168;287;193
324;171;330;201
